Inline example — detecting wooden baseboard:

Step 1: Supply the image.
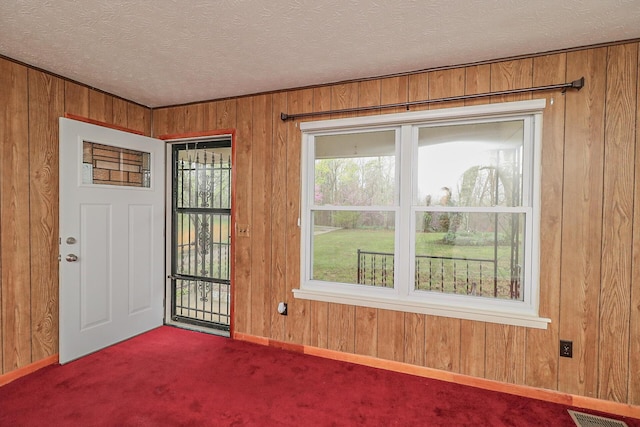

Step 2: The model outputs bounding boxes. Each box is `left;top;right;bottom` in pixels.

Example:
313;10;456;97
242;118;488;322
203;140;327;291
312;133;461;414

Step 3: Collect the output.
233;332;640;420
0;355;59;387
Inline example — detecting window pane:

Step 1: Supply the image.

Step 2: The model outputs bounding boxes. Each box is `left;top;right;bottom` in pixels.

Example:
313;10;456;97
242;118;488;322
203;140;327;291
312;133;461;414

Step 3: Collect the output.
414;211;525;301
314;130;396;206
416;121;524;207
83;141;151;187
312;210;395;287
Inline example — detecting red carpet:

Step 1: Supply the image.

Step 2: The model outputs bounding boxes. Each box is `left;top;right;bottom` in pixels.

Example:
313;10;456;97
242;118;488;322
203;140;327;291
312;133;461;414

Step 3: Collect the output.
0;326;638;426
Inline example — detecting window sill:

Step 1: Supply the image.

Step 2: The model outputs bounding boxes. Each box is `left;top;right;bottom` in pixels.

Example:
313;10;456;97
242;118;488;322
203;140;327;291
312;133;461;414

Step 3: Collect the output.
293;287;550;329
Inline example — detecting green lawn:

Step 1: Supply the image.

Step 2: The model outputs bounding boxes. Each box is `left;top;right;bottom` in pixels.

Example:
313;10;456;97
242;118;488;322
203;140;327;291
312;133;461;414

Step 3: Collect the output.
313;228;395;283
313;228;519;298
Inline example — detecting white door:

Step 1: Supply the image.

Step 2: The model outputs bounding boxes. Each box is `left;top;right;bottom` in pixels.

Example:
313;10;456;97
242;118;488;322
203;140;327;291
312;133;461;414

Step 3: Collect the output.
59;118;165;364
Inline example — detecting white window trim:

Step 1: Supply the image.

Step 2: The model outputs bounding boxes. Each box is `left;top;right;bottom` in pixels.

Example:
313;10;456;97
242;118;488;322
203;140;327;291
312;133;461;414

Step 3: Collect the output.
294;99;550;330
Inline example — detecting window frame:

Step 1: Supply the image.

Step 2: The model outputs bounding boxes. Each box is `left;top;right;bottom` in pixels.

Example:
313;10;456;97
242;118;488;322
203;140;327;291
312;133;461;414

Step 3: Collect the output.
294;99;550;329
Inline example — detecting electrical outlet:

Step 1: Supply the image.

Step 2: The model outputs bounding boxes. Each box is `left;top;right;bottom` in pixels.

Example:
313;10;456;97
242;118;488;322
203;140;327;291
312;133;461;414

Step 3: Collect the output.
560;340;573;358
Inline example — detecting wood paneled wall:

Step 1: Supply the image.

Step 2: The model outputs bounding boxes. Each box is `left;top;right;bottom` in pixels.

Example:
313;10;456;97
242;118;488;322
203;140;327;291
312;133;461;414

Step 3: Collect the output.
153;42;640;406
0;56;151;375
1;41;638;408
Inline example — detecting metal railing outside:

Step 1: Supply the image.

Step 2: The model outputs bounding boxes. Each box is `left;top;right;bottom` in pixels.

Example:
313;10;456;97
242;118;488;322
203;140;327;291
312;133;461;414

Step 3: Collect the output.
356;249;520;299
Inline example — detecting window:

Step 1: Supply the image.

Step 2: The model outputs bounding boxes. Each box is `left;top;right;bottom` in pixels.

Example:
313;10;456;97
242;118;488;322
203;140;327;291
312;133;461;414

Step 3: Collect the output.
294;100;550;329
82;141;151;187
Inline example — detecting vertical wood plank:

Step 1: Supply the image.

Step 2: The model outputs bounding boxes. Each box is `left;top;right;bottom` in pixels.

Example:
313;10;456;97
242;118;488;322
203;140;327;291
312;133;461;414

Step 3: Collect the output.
250;94;272;338
355;307;377;357
354;79;380;356
284;89;313;345
204;102;218;131
151;107;169;137
408;72;429;111
217;99;237;130
630;42;640;406
310;300;329;348
154;106;185;136
357;79;381;116
0;60;32;372
459;63;491;377
185;104;205;133
485;58;533;385
64;81;89;117
464;64;491;106
28;70;63;362
405;72;429;365
559;47;607;397
377;309;404;362
312;86;331;118
485;325;526;384
112;98;128;129
127;103;151;136
309;86;331;348
330;82;358;119
424;68;464;373
428;68;465;109
327;303;356;353
404;313;425;365
377;76;407;363
459;320;486;376
0;58;6;373
0;64;2;374
598;43;637;403
380;76;408;114
234;97;251;335
490;59;534;102
269;91;288;342
167;106;186;135
525;53;567;390
88;89;113;123
425;315;461;372
326;83;358;353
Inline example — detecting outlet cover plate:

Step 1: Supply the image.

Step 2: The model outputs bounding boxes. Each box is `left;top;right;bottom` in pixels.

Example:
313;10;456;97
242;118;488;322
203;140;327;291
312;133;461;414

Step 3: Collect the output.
560;340;573;358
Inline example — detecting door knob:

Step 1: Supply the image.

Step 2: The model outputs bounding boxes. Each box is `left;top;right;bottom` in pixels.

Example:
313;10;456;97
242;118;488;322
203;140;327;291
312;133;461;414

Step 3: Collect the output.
66;254;78;262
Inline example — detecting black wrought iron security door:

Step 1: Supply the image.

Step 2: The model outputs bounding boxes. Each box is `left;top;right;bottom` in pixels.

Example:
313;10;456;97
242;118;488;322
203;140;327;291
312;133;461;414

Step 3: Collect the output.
170;139;232;331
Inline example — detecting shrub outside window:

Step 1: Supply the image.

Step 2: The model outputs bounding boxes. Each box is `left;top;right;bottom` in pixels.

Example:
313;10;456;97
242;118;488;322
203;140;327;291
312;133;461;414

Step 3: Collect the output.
294;100;550;329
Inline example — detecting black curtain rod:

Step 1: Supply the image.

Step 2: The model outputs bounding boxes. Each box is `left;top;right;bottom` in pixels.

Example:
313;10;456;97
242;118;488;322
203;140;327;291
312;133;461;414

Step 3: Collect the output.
280;77;584;121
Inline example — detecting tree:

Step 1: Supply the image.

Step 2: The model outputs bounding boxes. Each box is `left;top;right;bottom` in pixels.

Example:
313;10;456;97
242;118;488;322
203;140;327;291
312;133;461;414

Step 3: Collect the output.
315;155;394;228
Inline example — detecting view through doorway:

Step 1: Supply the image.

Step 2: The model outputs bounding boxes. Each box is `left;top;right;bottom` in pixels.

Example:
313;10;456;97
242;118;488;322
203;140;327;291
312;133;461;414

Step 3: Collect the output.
168;138;232;333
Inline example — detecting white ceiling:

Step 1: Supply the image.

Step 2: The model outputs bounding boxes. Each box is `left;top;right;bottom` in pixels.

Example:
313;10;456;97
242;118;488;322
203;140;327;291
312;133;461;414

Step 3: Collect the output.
1;1;639;108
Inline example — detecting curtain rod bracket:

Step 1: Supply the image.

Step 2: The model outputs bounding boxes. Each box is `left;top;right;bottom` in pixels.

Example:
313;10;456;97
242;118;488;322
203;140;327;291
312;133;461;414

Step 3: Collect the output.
572;77;585;90
562;77;585;94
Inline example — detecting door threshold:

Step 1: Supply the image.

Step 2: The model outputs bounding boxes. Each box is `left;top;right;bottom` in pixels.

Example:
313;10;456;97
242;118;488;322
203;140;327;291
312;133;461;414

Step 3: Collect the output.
164;319;230;338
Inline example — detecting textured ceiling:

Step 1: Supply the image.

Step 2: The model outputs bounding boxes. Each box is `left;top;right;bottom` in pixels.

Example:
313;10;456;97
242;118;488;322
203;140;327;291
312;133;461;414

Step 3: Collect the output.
1;0;639;108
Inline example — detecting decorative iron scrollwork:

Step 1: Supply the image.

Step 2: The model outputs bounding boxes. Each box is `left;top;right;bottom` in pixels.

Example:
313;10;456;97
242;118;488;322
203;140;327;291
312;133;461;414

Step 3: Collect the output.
172;144;233;330
197;281;211;302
